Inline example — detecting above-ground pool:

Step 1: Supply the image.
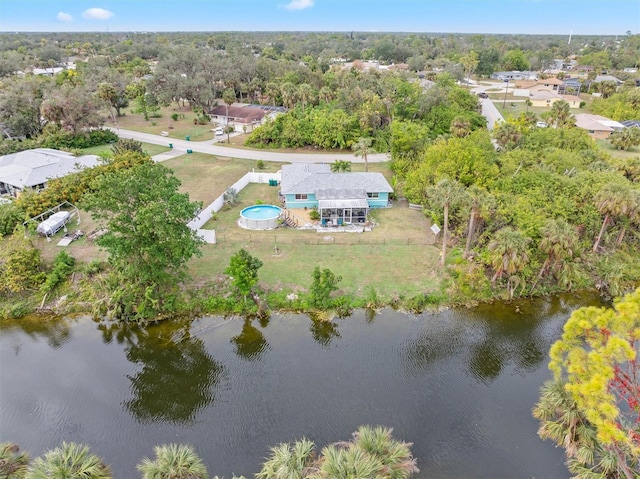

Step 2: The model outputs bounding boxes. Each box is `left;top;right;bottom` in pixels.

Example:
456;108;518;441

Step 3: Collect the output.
239;205;282;230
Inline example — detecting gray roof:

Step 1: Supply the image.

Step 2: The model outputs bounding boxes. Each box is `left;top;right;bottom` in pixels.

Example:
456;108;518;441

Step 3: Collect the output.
0;148;101;189
621;120;640;128
280;163;393;195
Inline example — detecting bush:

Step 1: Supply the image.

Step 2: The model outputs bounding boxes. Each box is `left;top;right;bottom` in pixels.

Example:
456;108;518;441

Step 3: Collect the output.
309;208;320;221
0;203;24;236
41;251;75;293
256;159;265;170
171;113;179;121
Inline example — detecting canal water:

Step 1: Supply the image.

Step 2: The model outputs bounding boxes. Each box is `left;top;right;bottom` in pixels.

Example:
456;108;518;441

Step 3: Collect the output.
0;293;604;478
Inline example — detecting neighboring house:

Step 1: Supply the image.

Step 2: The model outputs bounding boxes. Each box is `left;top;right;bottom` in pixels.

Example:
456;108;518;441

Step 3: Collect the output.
530;77;563;92
490;71;538;81
279;163;393;226
558;78;582;95
593;75;624;86
206;104;284;133
529;90;563;107
621;120;640;128
574;114;625;139
0;148;100;197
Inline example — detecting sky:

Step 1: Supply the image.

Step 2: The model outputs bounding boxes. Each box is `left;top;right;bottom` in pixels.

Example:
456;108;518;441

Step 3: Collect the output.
0;0;638;35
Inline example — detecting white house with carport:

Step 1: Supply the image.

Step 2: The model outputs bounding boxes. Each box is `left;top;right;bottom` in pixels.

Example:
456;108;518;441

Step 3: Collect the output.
0;148;101;197
279;163;393;226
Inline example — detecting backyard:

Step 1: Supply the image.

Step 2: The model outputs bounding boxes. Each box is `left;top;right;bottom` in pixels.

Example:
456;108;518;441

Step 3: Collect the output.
18;152;442;299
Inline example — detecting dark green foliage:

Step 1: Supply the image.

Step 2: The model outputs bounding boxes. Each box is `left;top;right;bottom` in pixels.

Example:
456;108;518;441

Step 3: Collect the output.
308;208;320;221
308;266;342;310
0;203;23;236
0;129;118;156
0;231;44;295
225;249;264;301
41;251;75;293
82;162;204;320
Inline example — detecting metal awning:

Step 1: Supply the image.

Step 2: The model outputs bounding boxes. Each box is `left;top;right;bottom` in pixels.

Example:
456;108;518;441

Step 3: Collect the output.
318;198;369;209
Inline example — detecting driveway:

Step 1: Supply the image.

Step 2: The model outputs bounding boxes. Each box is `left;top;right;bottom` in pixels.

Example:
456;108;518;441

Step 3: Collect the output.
112;128;390;164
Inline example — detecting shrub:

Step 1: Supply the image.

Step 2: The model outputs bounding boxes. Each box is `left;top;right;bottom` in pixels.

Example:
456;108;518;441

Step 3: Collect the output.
256;159;265;170
309;208;320;221
171;113;179;121
41;251;76;293
0;203;24;236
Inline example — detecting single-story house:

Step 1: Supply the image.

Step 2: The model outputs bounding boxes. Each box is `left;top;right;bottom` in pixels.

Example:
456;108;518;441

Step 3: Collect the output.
0;148;100;197
491;71;538;81
279;163;393;226
530;90;563;107
206;104;269;133
574;114;625;139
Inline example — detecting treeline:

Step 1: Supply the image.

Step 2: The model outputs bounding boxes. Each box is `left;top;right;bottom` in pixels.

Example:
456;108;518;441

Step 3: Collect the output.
246;73;484;150
396;121;640;300
0;425;418;478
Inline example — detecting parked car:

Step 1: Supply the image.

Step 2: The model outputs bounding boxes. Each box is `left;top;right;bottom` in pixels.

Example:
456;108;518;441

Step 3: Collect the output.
215;127;224;136
36;211;70;237
536;121;548;128
477;92;489;99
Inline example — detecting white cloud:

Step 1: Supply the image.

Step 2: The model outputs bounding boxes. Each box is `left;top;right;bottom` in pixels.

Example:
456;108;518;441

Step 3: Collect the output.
283;0;314;11
82;7;114;20
57;12;73;22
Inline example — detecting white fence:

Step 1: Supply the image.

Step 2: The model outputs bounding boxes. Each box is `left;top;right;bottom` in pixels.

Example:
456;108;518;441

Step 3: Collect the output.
187;171;282;241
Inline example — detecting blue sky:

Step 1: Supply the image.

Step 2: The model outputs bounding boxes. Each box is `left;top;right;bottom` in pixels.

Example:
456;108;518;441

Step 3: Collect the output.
0;0;637;34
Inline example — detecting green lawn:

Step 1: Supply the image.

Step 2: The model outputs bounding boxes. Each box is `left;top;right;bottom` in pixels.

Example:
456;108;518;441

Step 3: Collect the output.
81;142;171;157
596;139;640;160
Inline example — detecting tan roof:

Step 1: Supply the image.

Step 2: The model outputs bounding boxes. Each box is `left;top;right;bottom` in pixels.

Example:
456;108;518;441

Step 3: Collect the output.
575;114;624;132
515;80;537;89
538;77;563;85
561;94;582;103
206;105;266;122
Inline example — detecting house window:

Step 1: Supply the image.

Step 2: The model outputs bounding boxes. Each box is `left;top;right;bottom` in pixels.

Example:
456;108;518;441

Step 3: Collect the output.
367;192;379;199
295;194;308;200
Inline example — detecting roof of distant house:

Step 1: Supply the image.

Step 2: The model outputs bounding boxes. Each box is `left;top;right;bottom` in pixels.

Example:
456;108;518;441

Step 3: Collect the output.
621;120;640;128
280;163;393;195
206;104;266;122
593;75;622;84
575;114;625;132
0;148;101;189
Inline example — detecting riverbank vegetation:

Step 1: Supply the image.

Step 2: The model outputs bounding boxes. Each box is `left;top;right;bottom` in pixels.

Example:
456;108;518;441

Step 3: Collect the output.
533;287;639;478
0;425;418;479
1;32;639;321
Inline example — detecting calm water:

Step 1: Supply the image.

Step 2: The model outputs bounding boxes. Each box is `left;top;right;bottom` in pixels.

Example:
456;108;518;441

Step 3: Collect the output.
0;293;603;478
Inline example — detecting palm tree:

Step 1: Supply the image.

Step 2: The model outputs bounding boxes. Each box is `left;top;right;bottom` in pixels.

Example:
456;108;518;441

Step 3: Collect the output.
137;444;208;479
297;83;315;111
256;438;315;479
548;100;574;128
280;82;297;109
351;137;376;172
450;116;471;138
493;122;522;150
592;182;636;253
26;442;111;479
222;88;236;127
350;426;419;479
318;86;334;104
313;444;382;479
266;82;280;106
525;98;532;112
0;442;30;479
330;160;352;172
425;179;466;267
597;80;617;99
487;227;531;298
533;218;578;291
533;380;638;479
463;186;494;259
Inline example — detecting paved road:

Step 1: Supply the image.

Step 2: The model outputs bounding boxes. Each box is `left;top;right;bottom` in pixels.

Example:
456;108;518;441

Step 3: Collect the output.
112;128;390;164
480;98;505;130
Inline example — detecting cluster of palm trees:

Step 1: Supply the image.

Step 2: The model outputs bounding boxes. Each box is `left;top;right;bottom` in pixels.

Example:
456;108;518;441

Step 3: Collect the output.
0;426;418;479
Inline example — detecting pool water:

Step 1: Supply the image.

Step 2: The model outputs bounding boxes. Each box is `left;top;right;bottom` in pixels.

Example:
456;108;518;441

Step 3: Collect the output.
241;205;281;220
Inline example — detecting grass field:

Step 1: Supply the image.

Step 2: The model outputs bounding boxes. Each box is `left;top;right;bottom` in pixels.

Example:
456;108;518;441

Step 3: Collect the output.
81;142;171;157
9;151;443;300
107;103;216;141
596;139;640;160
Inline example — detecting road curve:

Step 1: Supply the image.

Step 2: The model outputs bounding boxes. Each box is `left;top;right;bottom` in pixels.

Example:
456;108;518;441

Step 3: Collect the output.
111;128;390;164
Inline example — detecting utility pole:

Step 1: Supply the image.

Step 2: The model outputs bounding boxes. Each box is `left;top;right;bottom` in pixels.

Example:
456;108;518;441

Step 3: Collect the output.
502;79;509;109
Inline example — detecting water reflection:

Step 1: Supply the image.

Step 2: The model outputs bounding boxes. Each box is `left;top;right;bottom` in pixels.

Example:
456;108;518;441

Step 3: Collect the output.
99;318;226;424
309;319;341;347
0;315;72;349
231;318;270;361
